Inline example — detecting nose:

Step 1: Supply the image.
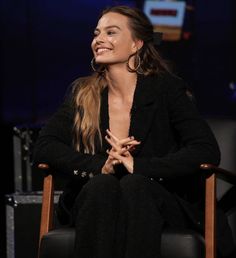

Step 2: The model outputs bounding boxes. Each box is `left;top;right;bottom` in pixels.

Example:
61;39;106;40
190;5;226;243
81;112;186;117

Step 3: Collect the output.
95;32;106;44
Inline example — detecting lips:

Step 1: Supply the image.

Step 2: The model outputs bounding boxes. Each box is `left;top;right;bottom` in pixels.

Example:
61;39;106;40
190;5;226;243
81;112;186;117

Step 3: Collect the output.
96;47;112;54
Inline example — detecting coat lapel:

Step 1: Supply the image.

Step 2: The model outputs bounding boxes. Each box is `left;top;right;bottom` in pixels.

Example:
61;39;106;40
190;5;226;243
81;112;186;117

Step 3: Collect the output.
129;75;161;155
100;86;110;152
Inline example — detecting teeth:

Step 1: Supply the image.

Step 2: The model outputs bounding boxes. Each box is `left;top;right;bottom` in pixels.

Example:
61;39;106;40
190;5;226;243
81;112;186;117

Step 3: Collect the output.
97;48;110;53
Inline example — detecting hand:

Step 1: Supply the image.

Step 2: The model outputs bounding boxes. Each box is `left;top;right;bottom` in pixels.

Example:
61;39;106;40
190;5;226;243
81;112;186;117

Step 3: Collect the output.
101;154;115;174
107;147;134;173
105;129;140;153
101;139;135;174
104;130;141;173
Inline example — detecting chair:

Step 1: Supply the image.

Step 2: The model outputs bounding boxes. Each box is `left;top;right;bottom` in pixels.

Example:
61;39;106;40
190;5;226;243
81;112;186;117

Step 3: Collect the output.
37;118;236;258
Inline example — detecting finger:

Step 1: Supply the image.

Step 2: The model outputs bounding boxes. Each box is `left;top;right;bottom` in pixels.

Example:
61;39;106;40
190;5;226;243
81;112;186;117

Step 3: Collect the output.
106;129;120;142
118;136;134;145
119;139;141;148
107;145;132;156
124;140;141;146
110;145;130;156
109;151;122;161
105;136;120;151
106;130;139;147
106;148;122;164
124;140;141;150
119;146;132;155
119;138;141;147
109;150;130;161
106;149;116;160
128;146;136;152
107;141;134;156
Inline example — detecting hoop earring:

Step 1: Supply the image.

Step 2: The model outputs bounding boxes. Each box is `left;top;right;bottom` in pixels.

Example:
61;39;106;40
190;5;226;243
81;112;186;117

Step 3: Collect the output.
90;57;106;73
126;54;141;73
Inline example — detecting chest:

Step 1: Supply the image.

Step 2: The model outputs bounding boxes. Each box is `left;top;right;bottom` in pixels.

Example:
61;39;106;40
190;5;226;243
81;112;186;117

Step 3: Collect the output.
108;98;133;139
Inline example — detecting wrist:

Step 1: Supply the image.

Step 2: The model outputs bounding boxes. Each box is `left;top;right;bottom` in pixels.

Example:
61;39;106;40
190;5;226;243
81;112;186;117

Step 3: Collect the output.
101;163;114;174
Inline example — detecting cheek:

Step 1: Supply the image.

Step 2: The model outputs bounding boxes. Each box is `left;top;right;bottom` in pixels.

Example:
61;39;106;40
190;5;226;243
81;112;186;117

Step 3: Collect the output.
107;36;116;45
112;38;130;52
118;37;134;52
111;39;117;46
91;40;96;51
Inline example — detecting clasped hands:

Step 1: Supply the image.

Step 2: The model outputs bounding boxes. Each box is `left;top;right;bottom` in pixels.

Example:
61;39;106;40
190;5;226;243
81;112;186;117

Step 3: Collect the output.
101;129;140;175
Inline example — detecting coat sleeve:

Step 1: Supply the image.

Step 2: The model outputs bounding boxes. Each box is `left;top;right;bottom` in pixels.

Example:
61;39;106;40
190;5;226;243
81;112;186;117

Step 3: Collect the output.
33;94;106;178
133;76;221;179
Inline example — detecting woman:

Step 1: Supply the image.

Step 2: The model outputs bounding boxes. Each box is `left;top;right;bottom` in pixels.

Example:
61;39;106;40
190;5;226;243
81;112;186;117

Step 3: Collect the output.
33;5;234;258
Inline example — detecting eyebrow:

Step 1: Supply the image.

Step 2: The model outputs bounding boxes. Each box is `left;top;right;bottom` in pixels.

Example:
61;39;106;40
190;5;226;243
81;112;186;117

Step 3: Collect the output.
94;25;121;32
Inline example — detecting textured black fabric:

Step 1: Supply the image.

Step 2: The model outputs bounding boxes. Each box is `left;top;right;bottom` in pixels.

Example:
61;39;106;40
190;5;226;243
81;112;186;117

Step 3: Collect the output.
33;73;220;180
34;73;235;256
71;174;190;258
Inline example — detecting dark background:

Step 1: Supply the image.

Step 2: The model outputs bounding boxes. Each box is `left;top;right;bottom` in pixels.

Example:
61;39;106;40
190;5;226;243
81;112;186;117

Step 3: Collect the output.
1;0;235;257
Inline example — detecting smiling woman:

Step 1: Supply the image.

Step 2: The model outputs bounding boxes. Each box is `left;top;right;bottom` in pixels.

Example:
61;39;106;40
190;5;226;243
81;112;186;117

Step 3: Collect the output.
92;12;142;70
33;5;235;258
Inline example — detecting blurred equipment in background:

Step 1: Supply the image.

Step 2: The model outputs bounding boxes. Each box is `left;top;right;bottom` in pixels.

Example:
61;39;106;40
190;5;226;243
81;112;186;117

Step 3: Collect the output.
6;125;64;258
143;0;195;41
13;125;41;192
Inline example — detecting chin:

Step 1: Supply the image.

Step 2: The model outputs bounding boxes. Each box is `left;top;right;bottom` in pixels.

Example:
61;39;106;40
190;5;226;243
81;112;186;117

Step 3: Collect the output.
95;57;110;64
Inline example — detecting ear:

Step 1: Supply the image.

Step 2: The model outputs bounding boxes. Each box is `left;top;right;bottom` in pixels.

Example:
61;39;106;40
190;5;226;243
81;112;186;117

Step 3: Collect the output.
132;39;144;53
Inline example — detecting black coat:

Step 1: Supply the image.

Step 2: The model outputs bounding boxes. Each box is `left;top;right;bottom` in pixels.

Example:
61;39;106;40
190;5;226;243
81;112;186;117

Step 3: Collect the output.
34;73;220;180
33;73;235;256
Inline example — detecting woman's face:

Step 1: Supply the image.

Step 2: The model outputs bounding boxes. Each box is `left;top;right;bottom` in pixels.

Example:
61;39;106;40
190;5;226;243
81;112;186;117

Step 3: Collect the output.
91;12;142;66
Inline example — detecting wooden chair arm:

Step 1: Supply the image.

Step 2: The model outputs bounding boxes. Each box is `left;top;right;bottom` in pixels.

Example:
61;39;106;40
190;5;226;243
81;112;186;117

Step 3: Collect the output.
38;163;54;247
38;163;50;171
200;163;236;258
201;163;236;184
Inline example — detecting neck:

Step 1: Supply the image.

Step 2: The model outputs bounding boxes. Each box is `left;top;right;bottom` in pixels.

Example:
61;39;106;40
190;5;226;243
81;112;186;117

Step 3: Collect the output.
106;65;137;99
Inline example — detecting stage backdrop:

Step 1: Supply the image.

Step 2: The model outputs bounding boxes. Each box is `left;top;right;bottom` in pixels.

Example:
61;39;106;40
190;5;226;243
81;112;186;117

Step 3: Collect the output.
1;0;235;125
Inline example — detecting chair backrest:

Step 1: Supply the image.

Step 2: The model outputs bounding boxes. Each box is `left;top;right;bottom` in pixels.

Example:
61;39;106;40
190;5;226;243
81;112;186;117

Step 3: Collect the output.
206;118;236;171
206;118;236;198
206;118;236;243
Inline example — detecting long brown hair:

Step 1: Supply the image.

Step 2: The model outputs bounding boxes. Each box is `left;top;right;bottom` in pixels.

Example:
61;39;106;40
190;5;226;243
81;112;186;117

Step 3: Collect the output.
73;5;169;154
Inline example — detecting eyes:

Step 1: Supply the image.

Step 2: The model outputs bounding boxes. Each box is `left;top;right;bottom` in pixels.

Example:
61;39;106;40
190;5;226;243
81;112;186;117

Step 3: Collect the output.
107;30;116;36
93;30;116;38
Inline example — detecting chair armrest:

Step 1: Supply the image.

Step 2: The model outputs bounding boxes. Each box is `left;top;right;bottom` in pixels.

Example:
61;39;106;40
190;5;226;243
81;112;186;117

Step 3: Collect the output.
200;163;236;258
200;164;236;184
38;163;55;247
38;163;50;171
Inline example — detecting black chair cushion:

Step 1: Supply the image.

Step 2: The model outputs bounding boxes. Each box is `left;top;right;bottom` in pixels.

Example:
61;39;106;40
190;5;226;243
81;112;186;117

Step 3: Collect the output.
39;228;75;258
39;227;205;258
